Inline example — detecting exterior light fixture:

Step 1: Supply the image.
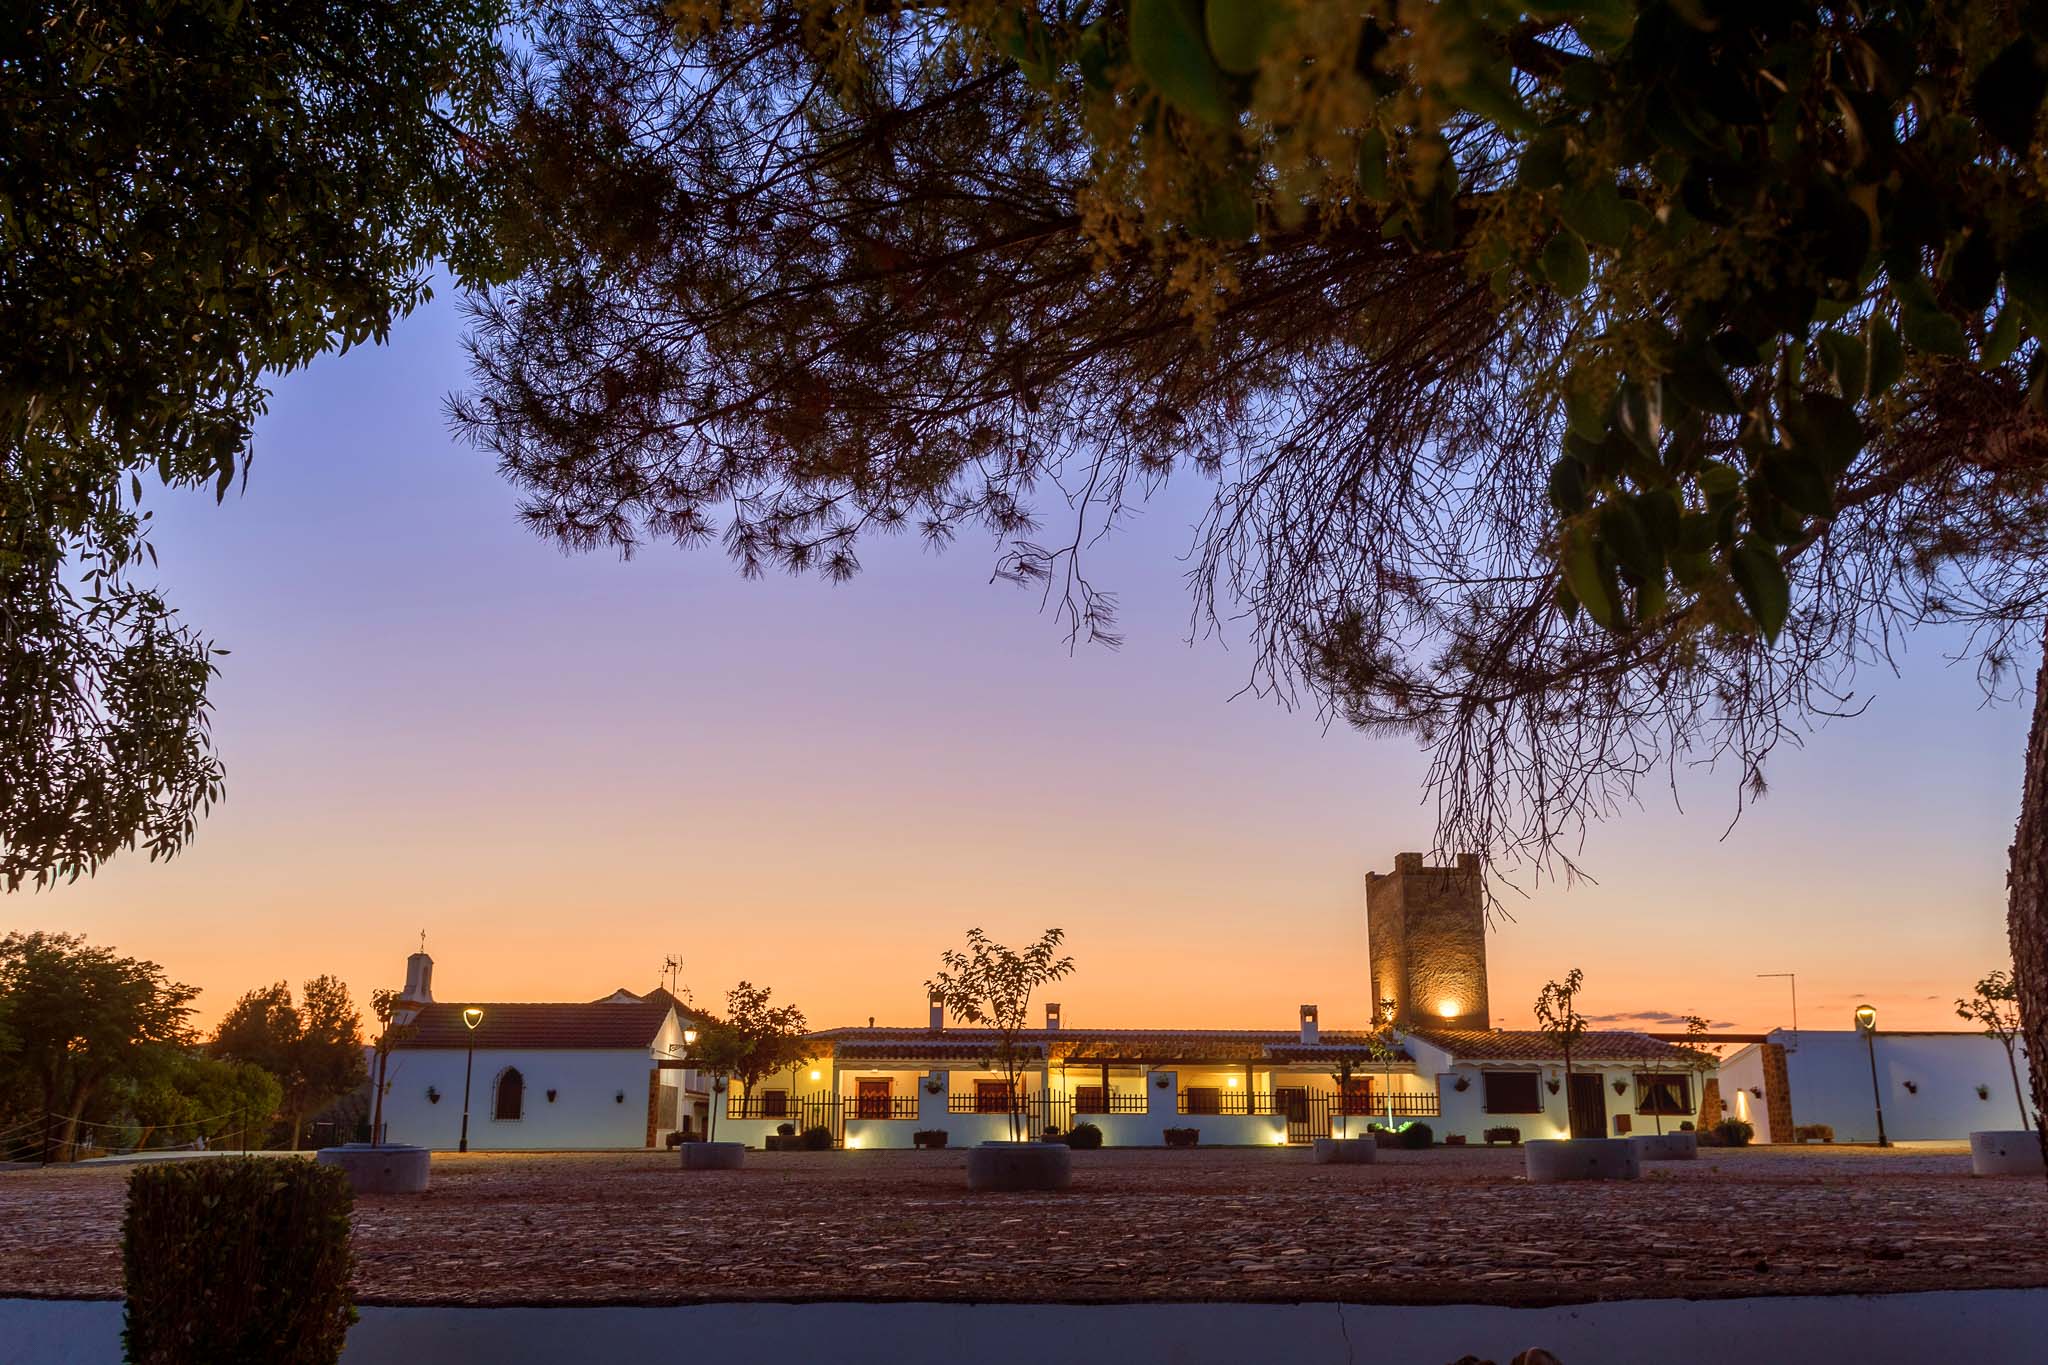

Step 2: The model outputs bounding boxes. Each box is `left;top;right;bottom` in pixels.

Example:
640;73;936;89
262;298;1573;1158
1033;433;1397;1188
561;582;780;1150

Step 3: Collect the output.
810;1069;822;1082
1854;1004;1888;1147
1437;1000;1460;1019
682;1028;698;1047
458;1007;484;1152
1226;1076;1240;1088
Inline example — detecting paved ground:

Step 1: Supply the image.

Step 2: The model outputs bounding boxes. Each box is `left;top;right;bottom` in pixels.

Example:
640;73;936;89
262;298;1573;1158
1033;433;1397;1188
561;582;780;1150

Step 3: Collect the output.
4;1144;2045;1307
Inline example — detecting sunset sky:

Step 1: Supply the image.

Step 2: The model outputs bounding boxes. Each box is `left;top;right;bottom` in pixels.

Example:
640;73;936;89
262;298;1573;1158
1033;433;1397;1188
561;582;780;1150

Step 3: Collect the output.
16;290;2025;1041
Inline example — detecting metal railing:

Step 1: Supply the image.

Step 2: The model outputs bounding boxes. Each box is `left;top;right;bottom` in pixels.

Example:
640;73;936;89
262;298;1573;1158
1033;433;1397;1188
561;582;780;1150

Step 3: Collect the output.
1071;1089;1148;1114
1176;1090;1442;1119
846;1095;920;1121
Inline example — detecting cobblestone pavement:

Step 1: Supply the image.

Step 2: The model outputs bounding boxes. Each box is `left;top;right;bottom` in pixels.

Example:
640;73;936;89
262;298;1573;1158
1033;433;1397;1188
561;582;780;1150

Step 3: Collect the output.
4;1144;2044;1306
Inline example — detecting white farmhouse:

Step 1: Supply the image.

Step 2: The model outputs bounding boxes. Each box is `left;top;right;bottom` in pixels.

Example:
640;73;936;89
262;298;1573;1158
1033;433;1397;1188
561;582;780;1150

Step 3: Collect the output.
375;951;710;1151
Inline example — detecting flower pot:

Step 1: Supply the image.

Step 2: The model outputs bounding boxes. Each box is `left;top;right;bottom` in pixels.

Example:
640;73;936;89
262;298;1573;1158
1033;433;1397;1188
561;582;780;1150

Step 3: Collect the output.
680;1141;746;1170
315;1142;430;1194
965;1140;1071;1191
1969;1130;2046;1177
1524;1138;1641;1183
1312;1136;1377;1165
1628;1132;1697;1162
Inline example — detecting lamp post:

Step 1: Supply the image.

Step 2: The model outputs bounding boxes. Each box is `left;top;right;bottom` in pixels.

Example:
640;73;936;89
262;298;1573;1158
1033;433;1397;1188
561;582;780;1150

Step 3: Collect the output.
458;1006;484;1153
1854;1003;1888;1147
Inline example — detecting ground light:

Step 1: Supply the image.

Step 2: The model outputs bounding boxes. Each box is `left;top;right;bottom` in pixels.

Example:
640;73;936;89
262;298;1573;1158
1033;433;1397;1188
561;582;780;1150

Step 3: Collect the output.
459;1007;485;1153
1437;1000;1460;1019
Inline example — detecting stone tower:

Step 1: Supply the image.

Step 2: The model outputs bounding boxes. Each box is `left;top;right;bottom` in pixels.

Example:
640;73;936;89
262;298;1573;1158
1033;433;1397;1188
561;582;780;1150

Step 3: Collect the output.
1365;852;1489;1030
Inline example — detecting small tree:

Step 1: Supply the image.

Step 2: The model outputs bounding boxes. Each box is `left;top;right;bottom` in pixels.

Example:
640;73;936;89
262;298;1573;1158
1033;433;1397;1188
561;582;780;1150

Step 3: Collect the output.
1324;1045;1379;1141
690;1023;752;1143
1366;997;1403;1133
366;989;416;1148
927;928;1074;1142
719;983;810;1100
1958;971;2033;1131
1533;970;1588;1133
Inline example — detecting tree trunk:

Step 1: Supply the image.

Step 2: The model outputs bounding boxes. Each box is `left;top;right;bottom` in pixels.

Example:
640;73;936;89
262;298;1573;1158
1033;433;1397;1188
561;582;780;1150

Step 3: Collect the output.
2006;1039;2031;1130
2005;630;2048;1173
290;1110;305;1151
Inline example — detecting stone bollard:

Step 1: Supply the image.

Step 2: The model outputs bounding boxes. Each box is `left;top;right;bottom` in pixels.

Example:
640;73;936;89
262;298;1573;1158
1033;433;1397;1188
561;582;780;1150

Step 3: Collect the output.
1312;1137;1378;1164
965;1141;1072;1192
1969;1130;2046;1177
681;1141;747;1171
1628;1132;1698;1162
1524;1138;1641;1183
315;1143;431;1194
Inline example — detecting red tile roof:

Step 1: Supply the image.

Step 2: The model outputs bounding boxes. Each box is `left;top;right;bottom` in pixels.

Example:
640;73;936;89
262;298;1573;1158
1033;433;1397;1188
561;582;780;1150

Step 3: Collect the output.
1399;1028;1697;1064
395;1001;672;1051
813;1026;1403;1064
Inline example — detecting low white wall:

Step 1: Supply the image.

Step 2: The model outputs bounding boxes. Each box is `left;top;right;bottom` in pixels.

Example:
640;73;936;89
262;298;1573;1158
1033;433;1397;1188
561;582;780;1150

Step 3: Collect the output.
1784;1032;2034;1142
16;1290;2048;1365
379;1049;657;1150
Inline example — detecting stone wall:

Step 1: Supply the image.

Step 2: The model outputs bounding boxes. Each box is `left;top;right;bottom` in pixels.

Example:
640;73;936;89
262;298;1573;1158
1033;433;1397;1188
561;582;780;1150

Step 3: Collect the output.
1365;853;1490;1030
1762;1042;1795;1141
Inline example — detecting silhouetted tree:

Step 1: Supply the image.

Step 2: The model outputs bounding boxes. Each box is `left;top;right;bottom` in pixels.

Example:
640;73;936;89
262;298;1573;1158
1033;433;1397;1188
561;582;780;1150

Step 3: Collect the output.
2;0;511;889
1959;970;2033;1129
927;928;1075;1142
1534;969;1589;1132
719;982;811;1100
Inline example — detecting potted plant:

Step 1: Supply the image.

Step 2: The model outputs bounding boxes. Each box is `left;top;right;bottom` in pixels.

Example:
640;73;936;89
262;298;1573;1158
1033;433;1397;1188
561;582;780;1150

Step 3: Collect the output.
766;1121;803;1152
927;927;1076;1191
1314;1032;1381;1164
913;1129;949;1149
1483;1126;1521;1146
681;1021;750;1170
1524;969;1638;1183
1163;1127;1200;1148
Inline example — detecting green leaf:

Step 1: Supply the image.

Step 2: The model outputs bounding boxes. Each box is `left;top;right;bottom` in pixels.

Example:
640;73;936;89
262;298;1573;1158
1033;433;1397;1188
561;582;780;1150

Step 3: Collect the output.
1562;523;1619;630
1455;62;1537;133
1203;0;1281;75
1729;538;1790;643
2007;228;2048;316
1517;130;1569;190
1902;306;1967;357
1985;304;2023;366
1356;129;1389;202
1761;448;1834;519
1190;175;1255;240
1664;360;1742;415
1548;456;1587;515
1816;330;1867;398
1597;498;1660;582
1560;181;1636;249
1540;229;1590;296
1130;0;1233;126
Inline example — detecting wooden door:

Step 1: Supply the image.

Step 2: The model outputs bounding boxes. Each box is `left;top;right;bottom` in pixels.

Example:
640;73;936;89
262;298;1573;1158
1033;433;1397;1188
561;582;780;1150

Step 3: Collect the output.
975;1079;1013;1113
1568;1072;1607;1139
857;1078;891;1119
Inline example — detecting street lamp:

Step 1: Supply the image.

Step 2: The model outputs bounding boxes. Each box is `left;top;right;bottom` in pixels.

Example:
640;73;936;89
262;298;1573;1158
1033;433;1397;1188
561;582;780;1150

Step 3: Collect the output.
1854;1003;1888;1147
458;1007;485;1153
682;1028;698;1047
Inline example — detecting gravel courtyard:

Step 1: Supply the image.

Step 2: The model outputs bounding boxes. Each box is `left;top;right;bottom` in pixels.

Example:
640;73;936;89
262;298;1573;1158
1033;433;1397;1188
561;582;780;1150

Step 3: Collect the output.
4;1144;2044;1307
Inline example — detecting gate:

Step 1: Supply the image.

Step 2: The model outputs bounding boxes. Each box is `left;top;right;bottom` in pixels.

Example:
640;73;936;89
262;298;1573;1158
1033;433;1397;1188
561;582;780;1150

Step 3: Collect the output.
799;1093;845;1146
1283;1091;1331;1144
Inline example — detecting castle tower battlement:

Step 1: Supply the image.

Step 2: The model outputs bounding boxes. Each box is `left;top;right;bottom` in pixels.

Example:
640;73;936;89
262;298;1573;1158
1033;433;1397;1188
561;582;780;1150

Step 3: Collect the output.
1366;852;1488;1031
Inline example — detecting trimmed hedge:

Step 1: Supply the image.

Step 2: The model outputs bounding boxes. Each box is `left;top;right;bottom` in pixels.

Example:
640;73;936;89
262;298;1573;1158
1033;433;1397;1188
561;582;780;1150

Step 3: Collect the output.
800;1125;834;1150
123;1157;355;1365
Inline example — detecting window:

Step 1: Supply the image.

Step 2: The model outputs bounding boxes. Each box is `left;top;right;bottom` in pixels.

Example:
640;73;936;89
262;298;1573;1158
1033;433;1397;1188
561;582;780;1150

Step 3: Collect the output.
1482;1071;1542;1114
1339;1079;1374;1116
762;1089;789;1118
493;1068;524;1121
974;1080;1014;1113
1075;1086;1105;1114
857;1079;892;1118
1634;1073;1692;1116
1184;1087;1221;1115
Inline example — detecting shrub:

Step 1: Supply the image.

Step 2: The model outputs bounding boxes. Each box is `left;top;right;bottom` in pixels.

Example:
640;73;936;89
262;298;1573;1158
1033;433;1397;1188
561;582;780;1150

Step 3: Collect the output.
1793;1123;1834;1143
1398;1122;1433;1149
1483;1126;1521;1146
776;1122;797;1137
1700;1118;1754;1147
1679;1121;1695;1132
1163;1127;1199;1148
1065;1122;1103;1150
800;1125;834;1150
123;1157;355;1365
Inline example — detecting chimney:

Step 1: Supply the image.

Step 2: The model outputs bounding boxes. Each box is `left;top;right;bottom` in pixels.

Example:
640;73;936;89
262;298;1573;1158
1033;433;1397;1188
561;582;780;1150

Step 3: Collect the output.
929;991;944;1032
1046;1002;1062;1030
1299;1004;1320;1045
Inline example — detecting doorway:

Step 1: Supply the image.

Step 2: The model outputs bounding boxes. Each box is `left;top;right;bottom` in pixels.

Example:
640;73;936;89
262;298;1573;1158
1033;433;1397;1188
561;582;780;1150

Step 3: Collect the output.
1568;1072;1607;1138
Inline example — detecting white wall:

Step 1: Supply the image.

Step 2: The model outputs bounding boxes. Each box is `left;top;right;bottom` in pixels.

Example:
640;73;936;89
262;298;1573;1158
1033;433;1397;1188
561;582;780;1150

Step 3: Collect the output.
1780;1031;2032;1142
378;1048;662;1150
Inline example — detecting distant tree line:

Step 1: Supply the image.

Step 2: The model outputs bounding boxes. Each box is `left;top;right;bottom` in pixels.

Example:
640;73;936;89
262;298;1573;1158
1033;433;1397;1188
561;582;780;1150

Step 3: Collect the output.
0;932;366;1161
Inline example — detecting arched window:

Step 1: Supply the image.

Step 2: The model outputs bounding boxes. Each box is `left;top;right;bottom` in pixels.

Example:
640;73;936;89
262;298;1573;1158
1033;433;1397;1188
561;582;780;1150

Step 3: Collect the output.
493;1068;524;1121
